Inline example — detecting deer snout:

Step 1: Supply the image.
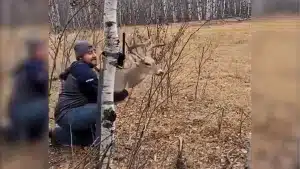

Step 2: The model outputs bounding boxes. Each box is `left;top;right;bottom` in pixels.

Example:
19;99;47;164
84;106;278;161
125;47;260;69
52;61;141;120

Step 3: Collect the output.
155;69;164;76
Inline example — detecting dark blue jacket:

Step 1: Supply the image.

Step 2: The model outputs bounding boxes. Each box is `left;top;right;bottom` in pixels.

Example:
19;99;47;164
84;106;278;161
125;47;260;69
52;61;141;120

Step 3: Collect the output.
9;58;48;104
54;60;128;121
7;57;49;142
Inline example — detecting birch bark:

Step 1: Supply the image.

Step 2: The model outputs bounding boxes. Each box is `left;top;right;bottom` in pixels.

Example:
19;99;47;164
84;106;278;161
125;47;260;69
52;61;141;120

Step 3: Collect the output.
171;0;177;22
180;0;184;21
222;0;226;18
234;0;237;16
247;0;251;17
212;0;216;19
239;0;242;17
162;0;167;22
196;0;202;21
187;0;192;21
206;0;212;20
97;0;119;168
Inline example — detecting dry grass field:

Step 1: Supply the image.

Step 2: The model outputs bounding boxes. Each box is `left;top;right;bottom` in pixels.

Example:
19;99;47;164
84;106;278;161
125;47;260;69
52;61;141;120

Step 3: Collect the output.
251;17;300;169
1;17;300;169
48;20;251;169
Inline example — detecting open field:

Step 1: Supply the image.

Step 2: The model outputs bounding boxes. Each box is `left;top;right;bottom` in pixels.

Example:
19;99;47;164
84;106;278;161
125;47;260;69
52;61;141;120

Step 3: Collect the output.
48;20;251;169
0;13;299;169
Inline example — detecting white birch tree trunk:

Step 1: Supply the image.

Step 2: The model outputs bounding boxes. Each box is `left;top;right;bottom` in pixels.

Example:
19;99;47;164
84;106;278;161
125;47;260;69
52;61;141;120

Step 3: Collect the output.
88;3;93;25
196;0;202;20
118;2;122;25
98;0;119;168
239;0;242;17
180;0;185;21
212;0;217;19
49;1;55;29
135;0;140;24
222;0;226;18
162;0;167;22
171;0;177;22
83;8;88;25
49;0;61;31
206;0;212;20
132;0;136;24
68;0;76;29
247;0;251;17
54;0;61;27
150;0;155;23
187;0;192;21
128;1;132;24
234;0;237;16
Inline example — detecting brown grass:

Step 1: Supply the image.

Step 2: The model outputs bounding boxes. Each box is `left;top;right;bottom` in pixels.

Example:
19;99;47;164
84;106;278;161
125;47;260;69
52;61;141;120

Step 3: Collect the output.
251;17;300;169
48;21;251;168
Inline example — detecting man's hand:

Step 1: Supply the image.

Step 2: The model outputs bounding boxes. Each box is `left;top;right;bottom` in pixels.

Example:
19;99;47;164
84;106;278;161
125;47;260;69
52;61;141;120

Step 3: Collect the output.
101;51;125;68
117;52;125;68
94;64;101;72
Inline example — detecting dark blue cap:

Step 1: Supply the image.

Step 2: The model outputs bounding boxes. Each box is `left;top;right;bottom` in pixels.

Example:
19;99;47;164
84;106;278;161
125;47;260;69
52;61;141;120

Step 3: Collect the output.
74;40;95;59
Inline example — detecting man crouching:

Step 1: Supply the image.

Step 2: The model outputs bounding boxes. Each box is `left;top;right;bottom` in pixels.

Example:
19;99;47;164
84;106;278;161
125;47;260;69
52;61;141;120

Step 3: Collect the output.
49;40;129;147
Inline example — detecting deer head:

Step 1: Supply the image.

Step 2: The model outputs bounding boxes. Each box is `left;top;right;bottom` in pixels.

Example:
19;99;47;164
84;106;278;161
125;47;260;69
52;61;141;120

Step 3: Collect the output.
125;33;165;76
113;33;166;91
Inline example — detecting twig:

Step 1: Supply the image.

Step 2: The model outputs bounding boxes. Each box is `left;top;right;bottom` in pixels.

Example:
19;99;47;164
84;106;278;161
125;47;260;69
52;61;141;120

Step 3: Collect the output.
176;136;187;169
225;148;239;169
95;142;113;169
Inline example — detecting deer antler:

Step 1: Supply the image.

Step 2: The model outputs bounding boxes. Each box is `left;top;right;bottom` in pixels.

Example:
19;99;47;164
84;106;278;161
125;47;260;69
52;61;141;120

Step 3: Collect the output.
127;36;166;53
148;43;166;51
125;33;167;65
127;39;151;54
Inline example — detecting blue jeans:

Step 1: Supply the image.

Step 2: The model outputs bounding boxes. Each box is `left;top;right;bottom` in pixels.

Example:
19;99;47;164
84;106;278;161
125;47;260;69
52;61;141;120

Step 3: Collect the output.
8;99;48;142
54;104;98;146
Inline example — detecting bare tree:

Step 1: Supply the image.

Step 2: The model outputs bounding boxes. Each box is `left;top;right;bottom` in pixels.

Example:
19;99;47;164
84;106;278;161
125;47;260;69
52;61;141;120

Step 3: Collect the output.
171;0;178;22
187;0;192;20
162;0;168;23
239;0;242;16
234;0;237;16
222;0;226;18
49;0;61;33
196;0;203;20
206;0;212;20
48;0;252;29
212;0;217;19
247;0;251;17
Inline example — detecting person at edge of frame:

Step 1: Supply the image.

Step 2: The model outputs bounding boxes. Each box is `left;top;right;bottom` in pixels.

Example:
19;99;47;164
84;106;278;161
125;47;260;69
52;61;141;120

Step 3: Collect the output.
2;38;49;145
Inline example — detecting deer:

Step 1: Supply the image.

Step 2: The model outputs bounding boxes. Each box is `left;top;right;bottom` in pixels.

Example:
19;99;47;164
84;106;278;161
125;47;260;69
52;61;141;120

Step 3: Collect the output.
97;33;166;92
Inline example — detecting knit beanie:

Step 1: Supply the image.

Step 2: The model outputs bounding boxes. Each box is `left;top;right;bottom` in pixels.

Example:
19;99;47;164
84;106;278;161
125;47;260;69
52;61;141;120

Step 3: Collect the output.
74;40;94;60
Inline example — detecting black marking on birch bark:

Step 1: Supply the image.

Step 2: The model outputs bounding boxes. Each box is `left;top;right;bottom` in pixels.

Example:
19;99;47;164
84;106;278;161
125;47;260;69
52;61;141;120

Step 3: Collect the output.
103;101;114;104
102;51;119;59
108;61;118;67
115;39;120;45
102;107;116;128
101;51;120;67
105;21;115;27
102;120;113;128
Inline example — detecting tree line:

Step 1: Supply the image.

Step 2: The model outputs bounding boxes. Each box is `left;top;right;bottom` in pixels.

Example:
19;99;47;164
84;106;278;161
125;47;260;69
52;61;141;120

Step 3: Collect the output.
49;0;251;32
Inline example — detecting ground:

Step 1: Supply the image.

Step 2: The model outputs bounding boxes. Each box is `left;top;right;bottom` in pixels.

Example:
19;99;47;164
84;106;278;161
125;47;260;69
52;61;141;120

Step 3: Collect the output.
48;20;251;168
